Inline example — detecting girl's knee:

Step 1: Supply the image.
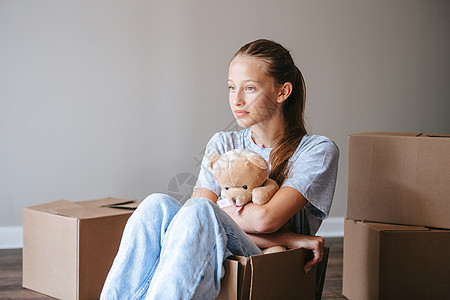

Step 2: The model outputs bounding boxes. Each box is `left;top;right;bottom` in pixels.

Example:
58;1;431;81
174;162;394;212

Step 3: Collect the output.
181;197;219;220
136;193;180;216
184;197;215;209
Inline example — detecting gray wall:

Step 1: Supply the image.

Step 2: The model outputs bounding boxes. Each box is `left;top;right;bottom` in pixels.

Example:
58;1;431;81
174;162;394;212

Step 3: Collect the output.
1;0;449;226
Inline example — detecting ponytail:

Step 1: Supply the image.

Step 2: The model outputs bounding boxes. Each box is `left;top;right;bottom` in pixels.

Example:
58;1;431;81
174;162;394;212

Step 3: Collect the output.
269;67;307;185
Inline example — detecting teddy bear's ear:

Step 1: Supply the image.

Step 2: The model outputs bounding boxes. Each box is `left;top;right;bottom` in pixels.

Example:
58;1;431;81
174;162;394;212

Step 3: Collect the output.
246;152;269;170
206;152;221;170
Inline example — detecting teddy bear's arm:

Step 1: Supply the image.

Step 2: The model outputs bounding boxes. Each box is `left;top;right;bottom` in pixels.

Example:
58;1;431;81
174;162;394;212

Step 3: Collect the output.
252;178;279;205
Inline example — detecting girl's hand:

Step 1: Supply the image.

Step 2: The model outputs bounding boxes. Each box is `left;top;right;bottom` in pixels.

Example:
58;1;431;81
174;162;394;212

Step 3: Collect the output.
289;234;325;273
248;230;325;273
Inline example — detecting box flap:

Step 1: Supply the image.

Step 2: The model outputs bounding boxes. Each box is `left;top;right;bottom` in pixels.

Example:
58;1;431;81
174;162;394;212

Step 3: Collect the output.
363;221;429;232
24;198;138;217
76;197;136;208
417;133;450;138
53;206;136;219
31;198;139;219
216;259;240;300
249;248;316;299
24;199;77;214
315;247;329;300
350;132;420;137
106;202;140;209
350;132;450;139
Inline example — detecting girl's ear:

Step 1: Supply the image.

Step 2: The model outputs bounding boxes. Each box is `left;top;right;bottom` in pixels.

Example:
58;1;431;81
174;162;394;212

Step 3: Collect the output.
277;82;293;103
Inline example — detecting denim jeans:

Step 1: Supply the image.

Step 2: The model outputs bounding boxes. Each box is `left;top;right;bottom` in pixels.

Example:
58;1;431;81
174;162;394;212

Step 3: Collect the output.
100;193;262;300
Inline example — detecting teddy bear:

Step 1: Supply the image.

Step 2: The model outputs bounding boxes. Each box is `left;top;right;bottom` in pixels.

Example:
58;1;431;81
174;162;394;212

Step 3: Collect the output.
207;148;279;209
207;148;285;254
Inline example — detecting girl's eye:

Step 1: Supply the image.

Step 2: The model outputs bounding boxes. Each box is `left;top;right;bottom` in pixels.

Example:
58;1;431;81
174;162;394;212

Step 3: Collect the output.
228;86;236;92
242;185;248;190
245;86;255;92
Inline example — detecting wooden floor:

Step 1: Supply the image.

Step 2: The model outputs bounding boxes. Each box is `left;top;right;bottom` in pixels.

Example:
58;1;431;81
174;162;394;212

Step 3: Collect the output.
0;237;346;299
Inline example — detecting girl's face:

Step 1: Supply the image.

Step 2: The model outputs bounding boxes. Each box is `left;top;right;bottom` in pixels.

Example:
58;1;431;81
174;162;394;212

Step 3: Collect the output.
228;57;284;129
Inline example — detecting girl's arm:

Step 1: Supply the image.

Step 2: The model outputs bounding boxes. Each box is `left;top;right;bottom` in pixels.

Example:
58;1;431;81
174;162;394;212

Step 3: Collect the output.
193;186;308;234
222;186;308;234
191;188;218;204
191;187;324;271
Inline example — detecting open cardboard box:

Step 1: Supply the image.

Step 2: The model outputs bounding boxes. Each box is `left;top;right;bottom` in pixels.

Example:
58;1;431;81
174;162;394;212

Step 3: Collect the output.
342;218;450;300
23;197;138;300
217;246;329;300
23;197;328;300
347;132;450;229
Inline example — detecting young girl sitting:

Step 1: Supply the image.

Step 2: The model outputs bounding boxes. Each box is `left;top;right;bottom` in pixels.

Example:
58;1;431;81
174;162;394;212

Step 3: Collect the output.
101;39;339;300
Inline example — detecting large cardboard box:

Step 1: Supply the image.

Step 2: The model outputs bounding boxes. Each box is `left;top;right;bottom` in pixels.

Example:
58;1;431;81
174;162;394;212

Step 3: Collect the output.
347;132;450;229
342;219;450;300
23;197;139;300
217;247;329;300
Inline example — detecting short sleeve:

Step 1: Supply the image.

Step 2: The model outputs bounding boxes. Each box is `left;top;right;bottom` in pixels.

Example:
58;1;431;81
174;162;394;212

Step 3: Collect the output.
282;136;339;220
194;133;226;196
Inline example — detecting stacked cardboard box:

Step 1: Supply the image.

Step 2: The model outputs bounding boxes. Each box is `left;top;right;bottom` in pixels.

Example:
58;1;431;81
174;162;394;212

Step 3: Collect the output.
343;132;450;300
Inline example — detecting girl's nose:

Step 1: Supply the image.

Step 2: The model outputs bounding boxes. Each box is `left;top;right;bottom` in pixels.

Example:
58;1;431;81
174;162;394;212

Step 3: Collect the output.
233;90;245;106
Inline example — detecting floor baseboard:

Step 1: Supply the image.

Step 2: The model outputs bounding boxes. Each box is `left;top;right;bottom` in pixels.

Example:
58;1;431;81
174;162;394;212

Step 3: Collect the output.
0;226;23;249
316;216;345;238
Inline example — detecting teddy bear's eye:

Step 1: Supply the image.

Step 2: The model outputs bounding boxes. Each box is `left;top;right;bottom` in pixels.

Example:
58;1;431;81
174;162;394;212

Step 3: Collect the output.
225;187;229;190
242;185;248;190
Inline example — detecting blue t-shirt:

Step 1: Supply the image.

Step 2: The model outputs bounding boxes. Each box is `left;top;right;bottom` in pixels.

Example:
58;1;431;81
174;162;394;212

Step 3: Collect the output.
194;127;339;235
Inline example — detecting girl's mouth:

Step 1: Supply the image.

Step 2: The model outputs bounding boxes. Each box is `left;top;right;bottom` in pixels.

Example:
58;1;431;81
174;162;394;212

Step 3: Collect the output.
234;110;249;117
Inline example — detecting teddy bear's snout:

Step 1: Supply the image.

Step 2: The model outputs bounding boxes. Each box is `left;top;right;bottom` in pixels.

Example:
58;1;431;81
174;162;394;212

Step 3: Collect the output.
224;188;252;206
231;196;245;206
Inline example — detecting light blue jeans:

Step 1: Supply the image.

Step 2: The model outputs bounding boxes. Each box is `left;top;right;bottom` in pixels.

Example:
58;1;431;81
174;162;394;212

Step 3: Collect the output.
100;193;262;300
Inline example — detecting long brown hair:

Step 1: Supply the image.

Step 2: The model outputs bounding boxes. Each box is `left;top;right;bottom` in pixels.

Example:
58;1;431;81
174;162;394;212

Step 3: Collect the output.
232;39;307;185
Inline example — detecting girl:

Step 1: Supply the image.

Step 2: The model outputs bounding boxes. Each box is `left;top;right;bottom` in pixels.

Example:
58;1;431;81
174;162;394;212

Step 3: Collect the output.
101;39;339;300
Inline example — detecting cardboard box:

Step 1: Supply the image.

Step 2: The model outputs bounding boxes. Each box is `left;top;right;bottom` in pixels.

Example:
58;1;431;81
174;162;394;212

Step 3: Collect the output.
23;197;139;300
347;132;450;229
217;247;329;300
342;219;450;300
